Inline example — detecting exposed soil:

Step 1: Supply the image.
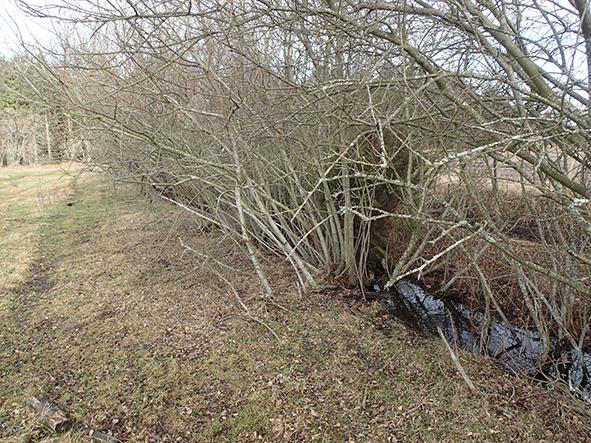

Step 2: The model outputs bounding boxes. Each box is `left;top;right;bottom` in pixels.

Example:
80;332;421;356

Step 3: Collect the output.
19;262;54;295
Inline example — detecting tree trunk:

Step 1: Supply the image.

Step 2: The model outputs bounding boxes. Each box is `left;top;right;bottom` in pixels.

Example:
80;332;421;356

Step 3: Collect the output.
45;113;52;159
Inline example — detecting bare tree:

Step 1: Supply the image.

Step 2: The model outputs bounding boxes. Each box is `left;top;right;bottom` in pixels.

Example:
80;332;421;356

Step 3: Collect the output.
14;0;591;390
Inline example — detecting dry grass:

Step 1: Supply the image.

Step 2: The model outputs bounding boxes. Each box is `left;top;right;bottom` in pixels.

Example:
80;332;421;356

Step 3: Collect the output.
0;166;590;442
0;163;82;293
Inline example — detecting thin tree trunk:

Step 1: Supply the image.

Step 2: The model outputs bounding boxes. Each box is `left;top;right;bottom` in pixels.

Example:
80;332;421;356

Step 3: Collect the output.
231;138;273;296
573;0;591;118
45;113;52;159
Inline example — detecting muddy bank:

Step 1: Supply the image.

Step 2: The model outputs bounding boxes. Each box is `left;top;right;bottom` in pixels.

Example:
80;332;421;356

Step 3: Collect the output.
369;279;591;401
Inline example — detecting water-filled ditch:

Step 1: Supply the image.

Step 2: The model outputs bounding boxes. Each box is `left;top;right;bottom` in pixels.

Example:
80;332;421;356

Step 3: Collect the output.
368;279;591;401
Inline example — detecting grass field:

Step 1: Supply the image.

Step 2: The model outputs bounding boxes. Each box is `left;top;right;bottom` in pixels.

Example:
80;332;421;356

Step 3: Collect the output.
0;164;589;442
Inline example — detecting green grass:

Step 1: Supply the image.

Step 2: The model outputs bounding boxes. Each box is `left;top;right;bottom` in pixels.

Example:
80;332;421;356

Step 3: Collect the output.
0;165;589;442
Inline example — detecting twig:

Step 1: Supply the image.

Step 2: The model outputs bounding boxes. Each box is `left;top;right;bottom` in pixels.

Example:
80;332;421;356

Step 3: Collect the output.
217;274;280;341
437;327;477;394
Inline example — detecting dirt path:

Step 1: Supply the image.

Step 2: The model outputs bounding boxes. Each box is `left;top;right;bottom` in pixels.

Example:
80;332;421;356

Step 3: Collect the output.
0;165;589;442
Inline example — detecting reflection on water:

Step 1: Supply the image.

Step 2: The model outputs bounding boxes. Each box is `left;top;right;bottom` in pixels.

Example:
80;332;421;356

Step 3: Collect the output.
369;279;591;401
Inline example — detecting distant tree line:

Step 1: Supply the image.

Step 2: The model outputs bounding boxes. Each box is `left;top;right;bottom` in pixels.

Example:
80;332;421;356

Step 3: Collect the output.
0;54;86;165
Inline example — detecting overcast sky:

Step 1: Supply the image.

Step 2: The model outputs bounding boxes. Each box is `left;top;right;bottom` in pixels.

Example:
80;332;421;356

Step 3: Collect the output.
0;1;55;57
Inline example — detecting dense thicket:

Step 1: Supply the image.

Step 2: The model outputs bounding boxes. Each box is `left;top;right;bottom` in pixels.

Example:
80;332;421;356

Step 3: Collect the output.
15;0;591;392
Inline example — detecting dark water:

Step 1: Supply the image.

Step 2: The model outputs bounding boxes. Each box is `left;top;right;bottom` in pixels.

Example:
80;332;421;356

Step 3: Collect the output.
369;279;591;401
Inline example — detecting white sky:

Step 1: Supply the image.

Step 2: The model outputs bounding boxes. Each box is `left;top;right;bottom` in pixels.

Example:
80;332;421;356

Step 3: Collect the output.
0;1;55;57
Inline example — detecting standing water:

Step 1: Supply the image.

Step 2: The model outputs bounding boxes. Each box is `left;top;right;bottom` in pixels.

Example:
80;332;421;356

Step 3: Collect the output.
369;279;591;401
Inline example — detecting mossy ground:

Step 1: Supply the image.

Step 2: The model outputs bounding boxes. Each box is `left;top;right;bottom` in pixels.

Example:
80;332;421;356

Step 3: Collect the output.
0;165;589;442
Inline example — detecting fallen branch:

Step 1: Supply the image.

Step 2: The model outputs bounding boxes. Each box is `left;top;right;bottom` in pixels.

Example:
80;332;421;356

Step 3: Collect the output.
27;395;121;442
26;396;69;432
437;328;478;394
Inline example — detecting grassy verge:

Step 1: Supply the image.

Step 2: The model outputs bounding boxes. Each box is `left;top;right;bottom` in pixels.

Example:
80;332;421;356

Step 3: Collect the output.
0;165;589;442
